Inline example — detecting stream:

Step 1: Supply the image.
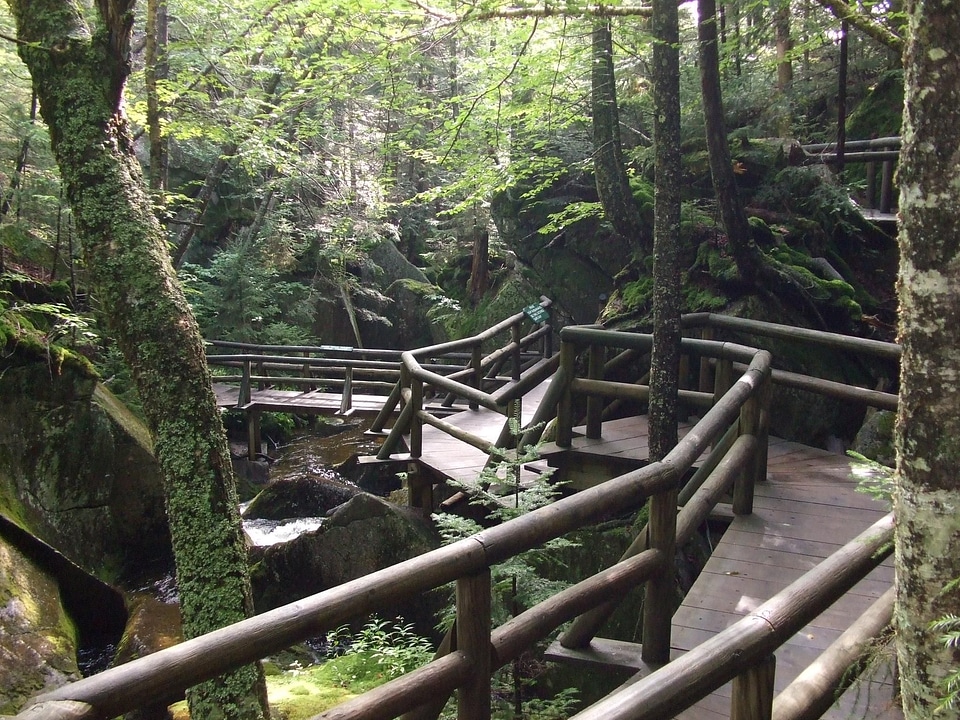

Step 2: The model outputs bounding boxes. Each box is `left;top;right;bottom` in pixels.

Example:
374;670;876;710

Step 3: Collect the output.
240;417;383;546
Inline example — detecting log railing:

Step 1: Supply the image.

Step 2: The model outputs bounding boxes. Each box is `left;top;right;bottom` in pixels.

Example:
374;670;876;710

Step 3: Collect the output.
16;318;902;720
373;296;555;460
16;324;779;720
802;136;901;215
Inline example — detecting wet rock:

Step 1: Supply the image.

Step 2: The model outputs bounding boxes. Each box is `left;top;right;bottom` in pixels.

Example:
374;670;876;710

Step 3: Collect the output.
0;534;80;714
112;594;183;720
243;475;361;521
852;409;896;467
0;357;171;577
250;494;442;634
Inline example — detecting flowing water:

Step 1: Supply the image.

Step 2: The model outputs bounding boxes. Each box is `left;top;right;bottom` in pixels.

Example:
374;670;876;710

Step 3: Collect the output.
241;417;383;546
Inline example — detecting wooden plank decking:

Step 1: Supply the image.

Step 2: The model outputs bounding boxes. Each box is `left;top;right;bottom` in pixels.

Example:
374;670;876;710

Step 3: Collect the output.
212;382;391;415
416;381;552;487
528;416;899;719
672;434;899;719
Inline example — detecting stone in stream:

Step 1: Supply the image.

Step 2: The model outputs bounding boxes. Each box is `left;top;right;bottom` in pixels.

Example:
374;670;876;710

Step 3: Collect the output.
249;493;443;636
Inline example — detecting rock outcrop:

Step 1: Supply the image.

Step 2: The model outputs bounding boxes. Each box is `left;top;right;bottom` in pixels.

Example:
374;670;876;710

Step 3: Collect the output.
250;493;442;632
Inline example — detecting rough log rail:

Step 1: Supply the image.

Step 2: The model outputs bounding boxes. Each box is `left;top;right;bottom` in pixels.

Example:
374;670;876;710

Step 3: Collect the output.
14;312;903;720
206;298;552;458
801;135;901;218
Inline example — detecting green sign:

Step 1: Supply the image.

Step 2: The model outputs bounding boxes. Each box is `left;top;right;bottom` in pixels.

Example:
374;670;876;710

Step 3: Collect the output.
523;303;549;324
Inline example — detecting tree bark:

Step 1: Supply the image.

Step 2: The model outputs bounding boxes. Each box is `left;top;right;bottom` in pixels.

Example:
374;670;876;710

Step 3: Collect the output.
774;0;793;92
591;19;650;251
698;0;757;285
812;0;905;54
145;0;168;194
648;0;682;461
894;0;960;715
6;3;269;719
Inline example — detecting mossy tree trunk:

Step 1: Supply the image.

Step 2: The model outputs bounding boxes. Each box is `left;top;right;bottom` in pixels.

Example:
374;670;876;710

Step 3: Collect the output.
648;0;682;461
894;1;960;715
5;2;269;719
591;20;650;251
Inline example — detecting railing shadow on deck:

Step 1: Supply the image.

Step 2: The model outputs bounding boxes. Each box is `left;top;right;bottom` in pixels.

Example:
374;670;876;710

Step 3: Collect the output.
16;313;901;720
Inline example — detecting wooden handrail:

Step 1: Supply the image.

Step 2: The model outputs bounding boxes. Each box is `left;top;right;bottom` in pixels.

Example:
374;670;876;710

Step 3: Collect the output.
20;313;904;720
570;513;894;720
19;452;681;720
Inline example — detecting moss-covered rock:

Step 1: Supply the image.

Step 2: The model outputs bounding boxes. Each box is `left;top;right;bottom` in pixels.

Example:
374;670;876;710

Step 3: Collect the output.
852;409;896;467
0;534;80;714
0;351;170;580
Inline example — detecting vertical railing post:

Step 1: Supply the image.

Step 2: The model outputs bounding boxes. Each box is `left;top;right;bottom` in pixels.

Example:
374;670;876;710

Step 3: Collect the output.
256;358;266;390
239;359;252;407
247;410;261;461
731;654;776;720
557;339;576;448
511;322;522;382
880;159;894;213
865;160;877;209
303;350;315;391
641;485;678;665
713;357;733;406
733;395;759;515
585;343;603;439
698;327;714;393
339;365;353;414
543;313;553;359
755;370;772;485
457;570;491;720
410;374;424;459
470;344;482;411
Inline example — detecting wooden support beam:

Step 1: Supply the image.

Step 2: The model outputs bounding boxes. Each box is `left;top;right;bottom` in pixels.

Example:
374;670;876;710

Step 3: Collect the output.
457;570;492;720
732;654;776;720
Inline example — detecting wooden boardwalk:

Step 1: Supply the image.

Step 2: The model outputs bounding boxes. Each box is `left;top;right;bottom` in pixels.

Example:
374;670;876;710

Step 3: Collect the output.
243;367;899;718
212;382;390;416
672;435;899;719
416;381;552;487
427;413;898;719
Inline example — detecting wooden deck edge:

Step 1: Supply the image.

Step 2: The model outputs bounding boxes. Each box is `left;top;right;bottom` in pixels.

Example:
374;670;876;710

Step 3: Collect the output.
544;638;671;677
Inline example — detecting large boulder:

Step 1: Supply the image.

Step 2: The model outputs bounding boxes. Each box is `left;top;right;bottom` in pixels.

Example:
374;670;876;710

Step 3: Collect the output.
242;475;361;521
0;534;80;713
0;353;171;579
250;493;442;632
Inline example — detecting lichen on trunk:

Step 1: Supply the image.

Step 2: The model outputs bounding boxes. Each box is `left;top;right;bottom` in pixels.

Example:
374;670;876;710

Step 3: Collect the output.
5;1;268;718
894;0;960;715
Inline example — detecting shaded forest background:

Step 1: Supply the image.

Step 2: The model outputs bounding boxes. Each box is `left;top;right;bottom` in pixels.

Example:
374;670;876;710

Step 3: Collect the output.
1;0;904;408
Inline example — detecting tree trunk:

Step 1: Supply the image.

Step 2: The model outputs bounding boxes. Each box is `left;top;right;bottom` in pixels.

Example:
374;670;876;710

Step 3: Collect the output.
6;3;269;719
894;1;960;715
648;0;682;461
468;224;489;306
145;0;169;194
698;0;757;285
0;90;37;221
774;0;793;92
591;20;650;251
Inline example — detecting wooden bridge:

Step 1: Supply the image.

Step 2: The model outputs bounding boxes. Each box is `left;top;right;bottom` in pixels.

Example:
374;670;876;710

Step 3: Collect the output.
802;136;900;225
18;304;905;720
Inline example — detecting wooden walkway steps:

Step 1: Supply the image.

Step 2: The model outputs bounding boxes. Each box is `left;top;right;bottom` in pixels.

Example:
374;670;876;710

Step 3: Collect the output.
542;419;899;720
415;381;553;488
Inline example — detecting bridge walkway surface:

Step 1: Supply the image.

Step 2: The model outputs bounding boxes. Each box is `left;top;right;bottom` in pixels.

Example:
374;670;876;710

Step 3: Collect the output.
212;382;389;415
414;380;553;488
417;409;899;719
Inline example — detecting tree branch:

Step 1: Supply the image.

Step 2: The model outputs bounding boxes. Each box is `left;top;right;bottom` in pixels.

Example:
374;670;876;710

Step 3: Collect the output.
408;0;652;24
813;0;904;54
